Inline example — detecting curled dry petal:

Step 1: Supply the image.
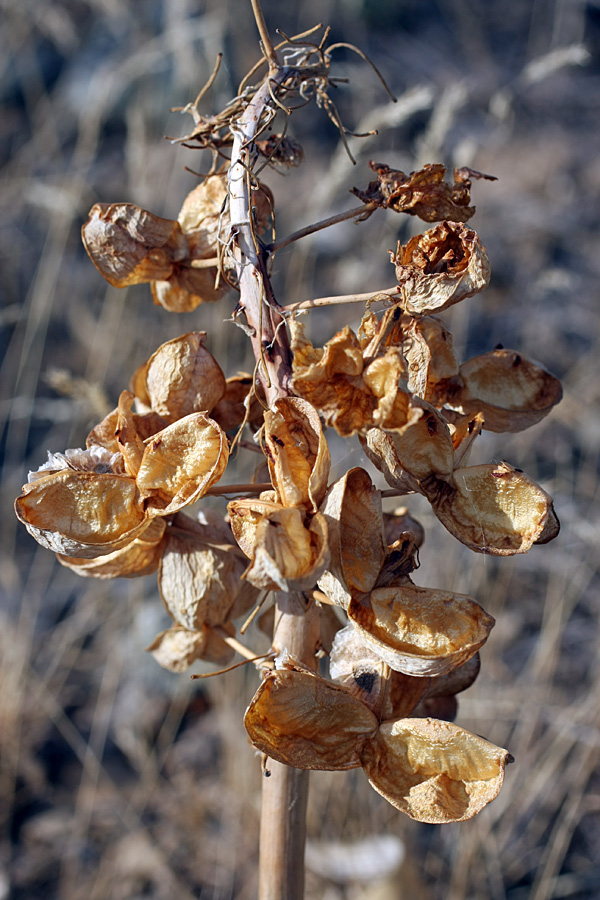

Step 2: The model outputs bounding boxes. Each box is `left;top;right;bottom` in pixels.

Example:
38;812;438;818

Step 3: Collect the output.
392;221;490;315
448;348;563;433
238;506;329;593
318;468;386;609
359;401;454;495
130;332;226;422
15;469;147;557
136;413;228;515
264;398;330;510
158;517;247;631
147;624;234;672
348;584;494;676
362;718;512;823
351;162;495;223
57;518;166;578
244;669;378;770
424;462;558;554
82;203;187;287
401;314;460;406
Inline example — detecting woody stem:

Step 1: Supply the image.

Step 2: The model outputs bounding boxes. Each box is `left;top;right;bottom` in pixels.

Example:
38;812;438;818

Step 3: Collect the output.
258;593;320;900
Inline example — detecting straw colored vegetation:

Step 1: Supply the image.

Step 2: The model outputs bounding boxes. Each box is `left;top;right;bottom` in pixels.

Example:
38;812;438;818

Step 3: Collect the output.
1;0;599;898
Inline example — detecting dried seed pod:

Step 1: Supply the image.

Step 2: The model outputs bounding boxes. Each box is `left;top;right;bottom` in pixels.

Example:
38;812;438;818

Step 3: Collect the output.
15;468;148;558
351;162;495;223
264;397;330;511
158;515;248;631
392;221;490;315
82;203;187;287
130;332;226;422
444;410;484;468
136;413;228;515
401;314;460;405
176;175;229;259
57;518;167;578
362;718;512;823
318;468;386;609
424;462;558;554
329;624;391;713
150;268;227;312
360;401;454;496
244;668;378;770
289;319;411;436
348;584;494;676
87;408;169;454
237;505;329;593
448;348;563;433
147;624;234;672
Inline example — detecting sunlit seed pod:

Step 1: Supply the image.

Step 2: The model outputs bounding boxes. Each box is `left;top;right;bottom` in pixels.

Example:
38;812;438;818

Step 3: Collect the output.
424;461;558;555
82;203;187;287
448;348;563;433
318;468;386;609
136;413;228;515
392;221;490;315
264;397;330;511
130;332;226;422
244;668;379;770
362;718;512;823
347;584;494;676
57;517;166;579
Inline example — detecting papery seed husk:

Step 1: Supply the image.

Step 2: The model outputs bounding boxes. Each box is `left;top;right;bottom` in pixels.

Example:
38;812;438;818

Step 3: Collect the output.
362;718;512;823
448;348;563;433
318;468;386;608
348;584;494;676
241;507;329;592
244;669;378;770
58;518;166;578
136;413;228;514
87;408;169;451
425;462;557;554
15;470;148;558
82;203;186;287
131;332;226;422
393;221;490;315
401;314;460;405
228;498;282;559
150;267;227;311
383;508;425;548
210;374;265;433
158;523;247;630
147;624;234;672
425;652;481;699
265;397;330;510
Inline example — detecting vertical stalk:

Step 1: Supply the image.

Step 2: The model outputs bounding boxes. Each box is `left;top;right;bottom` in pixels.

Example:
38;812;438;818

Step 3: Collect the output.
258;593;320;900
227;20;316;894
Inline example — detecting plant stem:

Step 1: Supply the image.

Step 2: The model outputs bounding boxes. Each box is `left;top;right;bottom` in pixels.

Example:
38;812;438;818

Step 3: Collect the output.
266;202;376;253
258;592;319;900
283;285;400;312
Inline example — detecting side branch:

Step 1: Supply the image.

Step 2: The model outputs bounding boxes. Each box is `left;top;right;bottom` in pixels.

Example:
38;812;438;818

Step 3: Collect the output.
266;203;376;253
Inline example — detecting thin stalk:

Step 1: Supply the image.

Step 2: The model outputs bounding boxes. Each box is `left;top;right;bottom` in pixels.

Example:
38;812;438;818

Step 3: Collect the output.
266;203;375;253
283;285;399;312
258;593;320;900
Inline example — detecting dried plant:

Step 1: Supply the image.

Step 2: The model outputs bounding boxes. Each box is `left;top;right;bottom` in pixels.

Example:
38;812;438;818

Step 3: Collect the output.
13;2;563;897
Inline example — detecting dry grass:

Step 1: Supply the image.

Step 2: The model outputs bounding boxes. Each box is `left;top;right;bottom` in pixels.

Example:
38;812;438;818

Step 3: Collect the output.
2;1;599;898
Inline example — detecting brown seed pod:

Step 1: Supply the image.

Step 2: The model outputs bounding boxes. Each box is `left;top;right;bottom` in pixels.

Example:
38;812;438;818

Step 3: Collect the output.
130;332;226;422
347;584;494;676
318;468;386;609
147;623;234;672
244;667;378;770
448;348;563;433
264;397;330;511
424;461;558;554
362;718;512;823
392;221;490;315
57;518;167;579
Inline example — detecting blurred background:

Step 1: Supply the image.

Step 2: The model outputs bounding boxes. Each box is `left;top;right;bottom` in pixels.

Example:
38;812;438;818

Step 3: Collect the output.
2;0;600;897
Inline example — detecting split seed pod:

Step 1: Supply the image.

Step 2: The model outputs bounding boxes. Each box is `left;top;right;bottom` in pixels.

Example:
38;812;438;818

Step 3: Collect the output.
347;584;494;676
392;221;490;315
362;718;512;823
